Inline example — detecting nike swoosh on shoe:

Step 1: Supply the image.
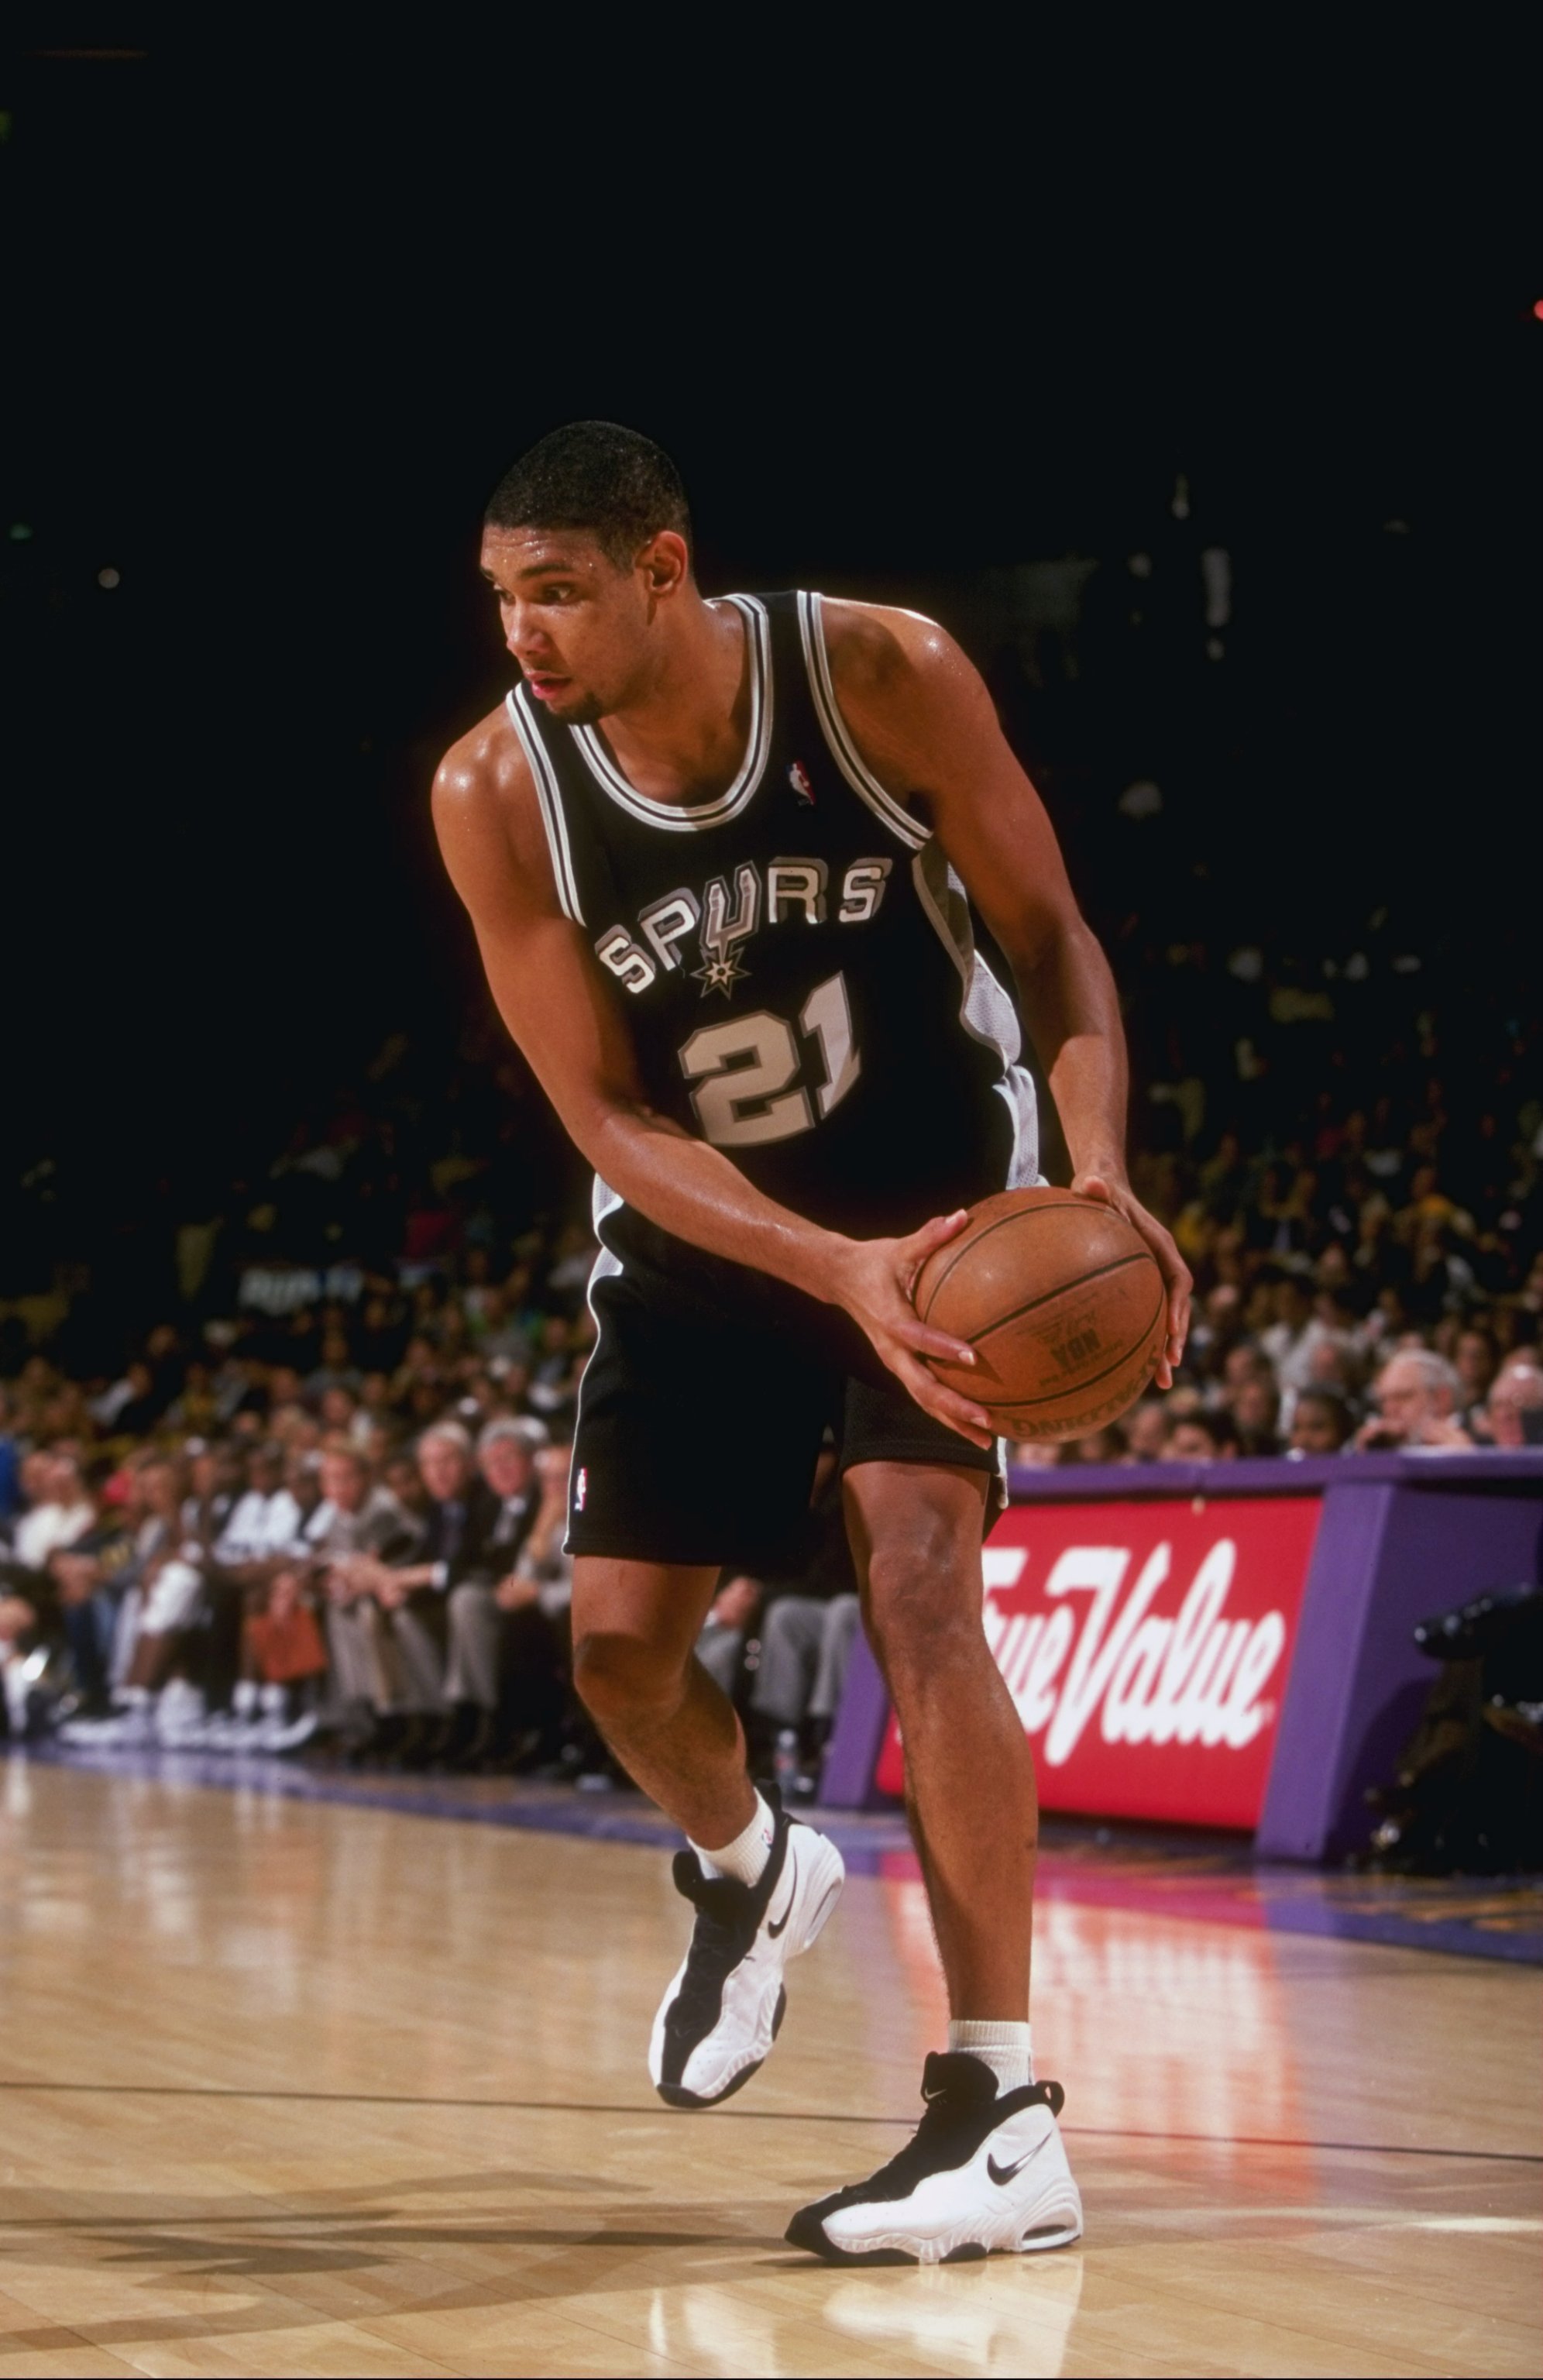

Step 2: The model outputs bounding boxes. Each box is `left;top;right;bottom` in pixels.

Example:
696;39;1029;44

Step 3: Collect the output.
988;2137;1048;2187
767;1850;798;1938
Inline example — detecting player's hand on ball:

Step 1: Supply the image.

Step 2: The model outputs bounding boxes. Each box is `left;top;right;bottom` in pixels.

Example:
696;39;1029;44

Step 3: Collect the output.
1070;1171;1191;1388
833;1210;995;1449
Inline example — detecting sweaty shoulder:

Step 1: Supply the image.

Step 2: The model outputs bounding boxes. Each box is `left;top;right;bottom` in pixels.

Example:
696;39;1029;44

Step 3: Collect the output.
817;598;997;793
431;701;559;912
819;597;958;693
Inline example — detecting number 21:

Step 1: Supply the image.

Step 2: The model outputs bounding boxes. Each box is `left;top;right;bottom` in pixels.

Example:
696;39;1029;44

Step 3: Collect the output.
679;972;860;1149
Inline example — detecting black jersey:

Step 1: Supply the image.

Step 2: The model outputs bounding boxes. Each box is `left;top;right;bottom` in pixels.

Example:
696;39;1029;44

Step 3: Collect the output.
510;590;1038;1296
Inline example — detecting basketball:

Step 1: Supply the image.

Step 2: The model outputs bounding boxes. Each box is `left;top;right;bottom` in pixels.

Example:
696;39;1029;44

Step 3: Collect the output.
916;1187;1167;1441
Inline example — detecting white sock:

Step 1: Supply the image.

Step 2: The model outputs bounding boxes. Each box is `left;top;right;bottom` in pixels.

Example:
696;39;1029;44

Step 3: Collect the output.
691;1790;775;1890
949;2020;1033;2096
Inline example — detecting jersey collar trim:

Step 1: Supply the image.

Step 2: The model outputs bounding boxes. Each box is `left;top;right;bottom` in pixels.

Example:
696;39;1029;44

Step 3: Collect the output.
507;685;586;924
796;590;930;852
568;594;772;832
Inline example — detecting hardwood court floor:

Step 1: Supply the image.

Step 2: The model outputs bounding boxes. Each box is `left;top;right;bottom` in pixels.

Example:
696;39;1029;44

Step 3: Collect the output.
0;1760;1538;2379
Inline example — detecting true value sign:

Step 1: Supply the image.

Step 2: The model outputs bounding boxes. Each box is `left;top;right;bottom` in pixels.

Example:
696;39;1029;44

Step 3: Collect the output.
874;1495;1323;1828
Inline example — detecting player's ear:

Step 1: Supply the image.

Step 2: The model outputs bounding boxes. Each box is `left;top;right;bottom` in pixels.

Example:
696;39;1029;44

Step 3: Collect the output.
637;531;690;599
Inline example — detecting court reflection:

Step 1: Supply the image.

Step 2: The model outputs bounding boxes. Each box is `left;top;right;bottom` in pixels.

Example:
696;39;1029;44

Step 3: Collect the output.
881;1874;1308;2173
4;1760;1537;2380
648;2254;1085;2378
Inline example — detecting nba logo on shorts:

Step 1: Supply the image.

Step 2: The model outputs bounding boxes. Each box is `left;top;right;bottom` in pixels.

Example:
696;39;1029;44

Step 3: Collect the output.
788;759;815;803
574;1467;588;1512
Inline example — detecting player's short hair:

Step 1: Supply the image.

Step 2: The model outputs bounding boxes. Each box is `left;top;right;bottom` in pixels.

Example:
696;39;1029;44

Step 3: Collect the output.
484;421;693;569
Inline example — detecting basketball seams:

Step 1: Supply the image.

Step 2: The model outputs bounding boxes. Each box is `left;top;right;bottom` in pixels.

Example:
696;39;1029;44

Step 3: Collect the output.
916;1198;1101;1322
963;1250;1157;1350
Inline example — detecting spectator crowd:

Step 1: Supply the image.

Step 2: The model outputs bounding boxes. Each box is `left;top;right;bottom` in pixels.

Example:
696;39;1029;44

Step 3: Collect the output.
0;1211;865;1795
2;984;1539;1780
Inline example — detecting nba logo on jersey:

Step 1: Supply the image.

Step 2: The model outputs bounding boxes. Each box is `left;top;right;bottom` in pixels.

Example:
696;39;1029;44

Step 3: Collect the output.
575;1468;588;1512
789;759;815;803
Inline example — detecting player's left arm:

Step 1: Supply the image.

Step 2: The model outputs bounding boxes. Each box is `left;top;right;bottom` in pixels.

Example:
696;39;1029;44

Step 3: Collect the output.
826;602;1191;1384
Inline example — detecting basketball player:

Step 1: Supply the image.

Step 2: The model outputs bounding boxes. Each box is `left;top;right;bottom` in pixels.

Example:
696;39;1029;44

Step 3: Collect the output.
432;423;1190;2264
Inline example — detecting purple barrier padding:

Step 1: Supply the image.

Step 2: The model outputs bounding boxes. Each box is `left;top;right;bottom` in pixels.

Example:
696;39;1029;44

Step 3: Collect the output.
1257;1472;1543;1862
823;1453;1543;1840
819;1625;893;1812
1254;1478;1397;1862
1008;1450;1543;1501
1008;1456;1330;1499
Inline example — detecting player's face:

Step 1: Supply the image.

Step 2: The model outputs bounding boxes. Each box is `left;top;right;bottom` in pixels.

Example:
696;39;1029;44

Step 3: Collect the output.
480;526;679;724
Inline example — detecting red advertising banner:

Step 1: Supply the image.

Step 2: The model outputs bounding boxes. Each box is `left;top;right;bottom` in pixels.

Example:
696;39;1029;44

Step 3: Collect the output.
874;1494;1322;1828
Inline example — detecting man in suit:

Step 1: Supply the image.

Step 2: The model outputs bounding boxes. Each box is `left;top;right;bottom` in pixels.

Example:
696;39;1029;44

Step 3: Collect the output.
438;1415;551;1768
359;1420;501;1763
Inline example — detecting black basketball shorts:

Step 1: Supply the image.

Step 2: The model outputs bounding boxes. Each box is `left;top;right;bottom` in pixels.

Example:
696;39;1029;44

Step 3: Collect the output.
565;1257;1001;1569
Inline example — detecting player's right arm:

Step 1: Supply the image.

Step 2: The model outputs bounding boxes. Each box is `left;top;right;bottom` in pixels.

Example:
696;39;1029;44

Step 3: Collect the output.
430;714;993;1446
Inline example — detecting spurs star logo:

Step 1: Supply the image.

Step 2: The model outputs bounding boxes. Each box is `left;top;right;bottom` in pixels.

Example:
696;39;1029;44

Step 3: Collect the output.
692;864;760;999
692;953;751;998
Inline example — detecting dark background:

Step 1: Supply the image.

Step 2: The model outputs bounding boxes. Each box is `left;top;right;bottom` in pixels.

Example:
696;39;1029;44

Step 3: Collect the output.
2;22;1538;1308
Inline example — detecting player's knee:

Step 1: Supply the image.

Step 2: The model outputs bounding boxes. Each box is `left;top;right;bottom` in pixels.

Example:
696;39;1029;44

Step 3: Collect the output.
572;1629;682;1726
864;1528;986;1695
876;1608;984;1706
864;1503;967;1615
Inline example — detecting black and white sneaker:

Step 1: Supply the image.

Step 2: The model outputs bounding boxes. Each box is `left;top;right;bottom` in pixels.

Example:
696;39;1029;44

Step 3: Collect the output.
786;2051;1083;2265
648;1792;845;2109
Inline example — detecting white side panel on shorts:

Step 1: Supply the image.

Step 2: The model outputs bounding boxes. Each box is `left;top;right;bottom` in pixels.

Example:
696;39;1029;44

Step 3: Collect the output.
564;1177;626;1552
588;1175;626;1284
